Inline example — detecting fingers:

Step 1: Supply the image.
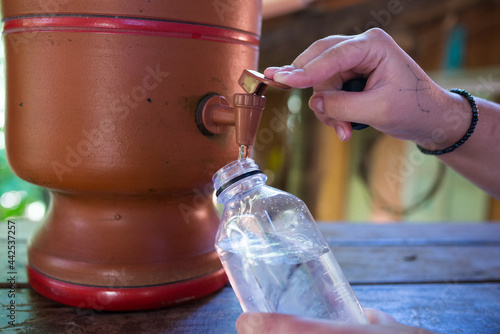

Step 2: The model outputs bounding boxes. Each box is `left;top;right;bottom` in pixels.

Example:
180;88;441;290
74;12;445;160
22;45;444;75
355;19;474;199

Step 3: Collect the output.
264;35;352;81
264;28;418;142
329;120;353;142
235;312;428;334
364;309;399;325
271;37;371;88
236;313;361;334
268;29;393;89
264;65;296;79
236;313;309;334
236;313;266;334
291;35;353;69
309;88;384;136
311;102;353;141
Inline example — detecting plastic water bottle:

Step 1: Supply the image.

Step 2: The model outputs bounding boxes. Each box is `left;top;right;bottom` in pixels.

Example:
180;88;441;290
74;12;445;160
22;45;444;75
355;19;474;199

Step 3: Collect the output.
213;158;368;323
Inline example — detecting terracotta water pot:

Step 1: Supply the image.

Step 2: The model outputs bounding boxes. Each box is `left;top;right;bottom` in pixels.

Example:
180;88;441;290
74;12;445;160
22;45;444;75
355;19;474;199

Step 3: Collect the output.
2;0;261;310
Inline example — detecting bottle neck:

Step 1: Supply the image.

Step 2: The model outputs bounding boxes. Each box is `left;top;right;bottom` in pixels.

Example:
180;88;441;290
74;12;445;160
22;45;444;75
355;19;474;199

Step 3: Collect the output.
217;173;267;204
213;158;267;204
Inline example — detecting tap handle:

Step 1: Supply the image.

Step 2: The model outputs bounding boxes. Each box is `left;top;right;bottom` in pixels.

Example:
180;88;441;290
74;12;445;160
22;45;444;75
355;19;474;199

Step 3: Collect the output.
237;70;369;130
342;77;369;131
238;69;291;96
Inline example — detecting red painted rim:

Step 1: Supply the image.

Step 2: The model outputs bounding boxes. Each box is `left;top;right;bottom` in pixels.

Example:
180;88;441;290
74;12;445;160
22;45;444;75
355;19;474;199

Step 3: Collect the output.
28;265;228;311
2;16;259;47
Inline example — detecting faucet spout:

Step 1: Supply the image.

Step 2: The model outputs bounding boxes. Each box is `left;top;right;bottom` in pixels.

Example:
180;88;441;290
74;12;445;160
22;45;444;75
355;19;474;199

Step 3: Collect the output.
234;93;266;147
195;69;290;152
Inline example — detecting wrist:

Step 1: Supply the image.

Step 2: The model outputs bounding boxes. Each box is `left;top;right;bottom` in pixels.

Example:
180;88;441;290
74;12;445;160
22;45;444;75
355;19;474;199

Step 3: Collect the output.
413;89;474;153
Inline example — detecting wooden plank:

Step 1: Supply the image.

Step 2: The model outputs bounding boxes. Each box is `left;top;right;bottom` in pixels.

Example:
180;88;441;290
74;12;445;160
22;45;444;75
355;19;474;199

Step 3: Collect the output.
1;284;499;334
0;243;500;287
319;223;500;245
1;223;499;333
2;242;499;286
356;283;500;334
2;223;500;285
334;245;500;284
0;286;240;333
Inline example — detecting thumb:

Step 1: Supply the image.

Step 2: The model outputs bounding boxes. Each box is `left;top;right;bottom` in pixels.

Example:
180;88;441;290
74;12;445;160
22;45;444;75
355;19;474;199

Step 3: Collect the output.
236;313;267;334
311;89;379;126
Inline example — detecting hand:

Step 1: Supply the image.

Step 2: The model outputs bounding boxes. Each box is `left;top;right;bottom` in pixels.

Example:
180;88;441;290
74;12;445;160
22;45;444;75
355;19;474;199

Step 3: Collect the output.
236;309;434;334
264;28;470;148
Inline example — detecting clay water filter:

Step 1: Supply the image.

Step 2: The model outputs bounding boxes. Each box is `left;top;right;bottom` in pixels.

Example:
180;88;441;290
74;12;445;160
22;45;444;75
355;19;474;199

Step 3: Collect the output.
1;1;262;310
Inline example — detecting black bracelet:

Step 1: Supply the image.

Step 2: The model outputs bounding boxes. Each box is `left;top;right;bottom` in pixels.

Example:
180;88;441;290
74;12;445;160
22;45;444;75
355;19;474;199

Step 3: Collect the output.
417;89;478;156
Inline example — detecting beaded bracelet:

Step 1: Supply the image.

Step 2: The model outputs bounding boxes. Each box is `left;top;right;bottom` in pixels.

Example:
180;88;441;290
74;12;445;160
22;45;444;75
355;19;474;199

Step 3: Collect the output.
417;89;478;156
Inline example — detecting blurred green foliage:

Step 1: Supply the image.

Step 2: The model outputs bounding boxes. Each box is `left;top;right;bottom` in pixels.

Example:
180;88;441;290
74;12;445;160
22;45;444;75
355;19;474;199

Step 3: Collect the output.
0;138;46;220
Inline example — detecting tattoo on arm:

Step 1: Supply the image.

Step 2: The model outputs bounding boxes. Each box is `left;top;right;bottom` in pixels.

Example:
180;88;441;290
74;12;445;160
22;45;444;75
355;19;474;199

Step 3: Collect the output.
399;64;431;113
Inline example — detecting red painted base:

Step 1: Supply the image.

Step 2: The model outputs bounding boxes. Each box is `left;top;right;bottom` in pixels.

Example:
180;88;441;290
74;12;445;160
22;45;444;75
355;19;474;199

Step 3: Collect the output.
27;265;228;311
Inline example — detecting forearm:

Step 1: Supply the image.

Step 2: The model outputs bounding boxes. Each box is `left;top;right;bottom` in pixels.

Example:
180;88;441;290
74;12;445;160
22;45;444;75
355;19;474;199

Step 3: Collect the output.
430;97;500;199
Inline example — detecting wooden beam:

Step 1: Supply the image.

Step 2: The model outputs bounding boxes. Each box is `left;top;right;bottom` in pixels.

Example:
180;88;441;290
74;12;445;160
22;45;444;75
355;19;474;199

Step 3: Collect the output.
313;123;350;221
489;197;500;221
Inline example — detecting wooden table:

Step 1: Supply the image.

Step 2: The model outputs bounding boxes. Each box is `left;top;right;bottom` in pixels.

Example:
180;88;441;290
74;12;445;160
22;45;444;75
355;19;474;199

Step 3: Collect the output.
1;221;499;333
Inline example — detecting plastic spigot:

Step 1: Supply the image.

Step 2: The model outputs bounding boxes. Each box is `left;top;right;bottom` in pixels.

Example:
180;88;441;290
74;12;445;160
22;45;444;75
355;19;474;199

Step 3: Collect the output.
238;69;291;96
196;69;291;147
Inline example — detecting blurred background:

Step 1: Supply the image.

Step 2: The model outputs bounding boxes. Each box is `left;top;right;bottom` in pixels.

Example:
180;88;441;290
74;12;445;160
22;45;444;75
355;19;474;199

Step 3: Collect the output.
254;0;500;223
1;0;499;223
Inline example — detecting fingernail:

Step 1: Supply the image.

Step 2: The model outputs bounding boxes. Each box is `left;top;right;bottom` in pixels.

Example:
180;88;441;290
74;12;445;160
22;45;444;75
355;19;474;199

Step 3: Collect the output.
310;97;324;113
264;67;281;77
335;124;347;141
270;65;295;72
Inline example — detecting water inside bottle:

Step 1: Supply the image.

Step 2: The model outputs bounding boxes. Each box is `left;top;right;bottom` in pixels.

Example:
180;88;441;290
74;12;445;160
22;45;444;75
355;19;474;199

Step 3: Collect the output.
216;231;367;323
238;145;253;160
